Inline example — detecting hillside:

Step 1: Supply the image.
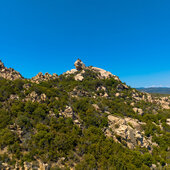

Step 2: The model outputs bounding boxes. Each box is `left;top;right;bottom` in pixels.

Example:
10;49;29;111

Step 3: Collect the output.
137;87;170;95
0;59;169;170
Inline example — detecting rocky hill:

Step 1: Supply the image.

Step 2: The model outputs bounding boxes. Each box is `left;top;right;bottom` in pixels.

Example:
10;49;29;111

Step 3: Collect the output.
0;60;23;80
0;59;169;170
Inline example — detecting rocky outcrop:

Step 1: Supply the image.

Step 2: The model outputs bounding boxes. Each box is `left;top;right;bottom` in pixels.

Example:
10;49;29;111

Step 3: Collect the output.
58;106;82;128
144;93;170;109
64;59;120;81
65;69;77;75
131;90;170;110
133;107;144;115
91;67;120;80
9;123;23;140
9;94;19;100
74;70;85;81
96;85;109;97
167;119;170;126
14;160;49;170
0;60;58;83
117;84;129;91
74;59;86;71
0;60;23;80
59;106;74;118
31;72;58;84
70;87;90;98
155;96;170;109
104;115;155;150
64;59;85;81
23;83;32;90
24;91;47;103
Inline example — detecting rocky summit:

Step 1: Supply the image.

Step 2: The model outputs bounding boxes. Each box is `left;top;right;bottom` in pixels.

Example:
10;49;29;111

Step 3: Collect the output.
74;58;86;71
0;60;23;80
65;59;120;81
31;72;58;84
0;59;169;170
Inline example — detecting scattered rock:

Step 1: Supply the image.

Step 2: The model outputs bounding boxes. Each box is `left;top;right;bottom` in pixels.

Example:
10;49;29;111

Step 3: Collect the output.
40;93;47;101
37;159;49;170
115;93;120;97
23;83;31;90
103;92;109;98
9;123;23;140
133;108;144;116
132;92;170;110
97;86;106;91
55;97;59;100
24;91;47;103
74;119;81;127
92;104;100;111
156;97;170;109
167;119;170;126
70;87;89;98
10;94;19;100
56;157;66;169
23;162;33;170
59;106;74;118
151;164;157;170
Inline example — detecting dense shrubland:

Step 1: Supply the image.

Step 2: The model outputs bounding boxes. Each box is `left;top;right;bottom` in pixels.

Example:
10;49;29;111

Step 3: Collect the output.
0;71;169;169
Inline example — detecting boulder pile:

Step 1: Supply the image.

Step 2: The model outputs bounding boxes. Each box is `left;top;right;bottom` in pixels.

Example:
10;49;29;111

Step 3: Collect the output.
0;60;23;80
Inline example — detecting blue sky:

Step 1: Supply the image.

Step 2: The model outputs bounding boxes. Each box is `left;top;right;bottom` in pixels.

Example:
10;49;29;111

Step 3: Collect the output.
0;0;170;87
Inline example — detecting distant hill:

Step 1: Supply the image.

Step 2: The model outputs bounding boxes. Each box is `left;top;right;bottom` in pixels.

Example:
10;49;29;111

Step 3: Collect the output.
137;87;170;94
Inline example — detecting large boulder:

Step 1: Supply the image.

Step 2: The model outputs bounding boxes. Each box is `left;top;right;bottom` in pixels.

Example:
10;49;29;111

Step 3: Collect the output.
74;70;85;81
74;59;86;71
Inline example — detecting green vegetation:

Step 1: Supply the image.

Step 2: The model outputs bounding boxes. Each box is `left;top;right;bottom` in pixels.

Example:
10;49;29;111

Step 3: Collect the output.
137;87;170;95
0;70;169;169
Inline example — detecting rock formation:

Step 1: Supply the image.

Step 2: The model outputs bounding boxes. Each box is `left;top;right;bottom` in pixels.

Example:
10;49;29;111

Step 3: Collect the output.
23;91;47;103
105;115;155;150
59;106;74;118
0;60;23;80
65;59;120;81
74;59;86;71
31;72;58;83
133;107;144;116
90;67;120;80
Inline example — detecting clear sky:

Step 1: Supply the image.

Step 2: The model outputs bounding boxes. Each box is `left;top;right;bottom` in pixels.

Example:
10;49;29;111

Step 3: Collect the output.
0;0;170;87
